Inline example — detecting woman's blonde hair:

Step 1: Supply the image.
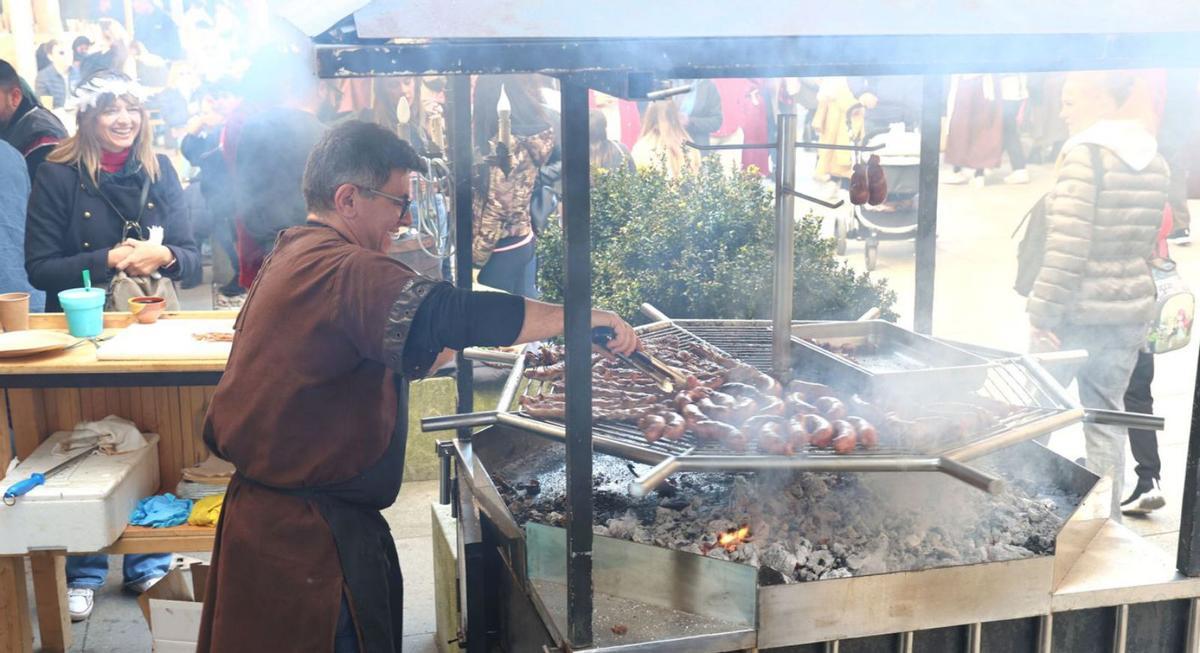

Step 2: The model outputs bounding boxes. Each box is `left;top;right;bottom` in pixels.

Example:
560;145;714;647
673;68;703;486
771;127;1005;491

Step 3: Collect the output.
638;99;693;176
47;80;158;185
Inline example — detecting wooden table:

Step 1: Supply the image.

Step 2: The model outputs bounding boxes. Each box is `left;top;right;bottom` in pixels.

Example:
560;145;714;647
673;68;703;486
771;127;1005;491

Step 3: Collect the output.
0;312;231;653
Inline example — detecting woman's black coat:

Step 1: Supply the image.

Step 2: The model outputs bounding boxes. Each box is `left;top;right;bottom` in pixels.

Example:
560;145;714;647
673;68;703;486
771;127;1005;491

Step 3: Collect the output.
25;154;199;311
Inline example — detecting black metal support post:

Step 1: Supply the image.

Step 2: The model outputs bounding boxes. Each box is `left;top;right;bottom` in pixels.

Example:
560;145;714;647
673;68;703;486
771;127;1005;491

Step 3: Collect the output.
437;440;453;505
1178;343;1200;575
560;77;594;648
449;74;475;436
914;75;944;335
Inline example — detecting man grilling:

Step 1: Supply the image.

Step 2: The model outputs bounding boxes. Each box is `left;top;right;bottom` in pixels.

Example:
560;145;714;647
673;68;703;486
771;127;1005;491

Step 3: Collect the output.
197;120;638;652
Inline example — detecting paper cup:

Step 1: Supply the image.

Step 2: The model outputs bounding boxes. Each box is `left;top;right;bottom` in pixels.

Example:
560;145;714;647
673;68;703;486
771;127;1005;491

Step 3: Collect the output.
0;292;31;331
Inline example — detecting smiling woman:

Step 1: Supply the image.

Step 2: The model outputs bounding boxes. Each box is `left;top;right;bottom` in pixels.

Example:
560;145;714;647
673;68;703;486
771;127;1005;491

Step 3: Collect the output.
24;71;199;312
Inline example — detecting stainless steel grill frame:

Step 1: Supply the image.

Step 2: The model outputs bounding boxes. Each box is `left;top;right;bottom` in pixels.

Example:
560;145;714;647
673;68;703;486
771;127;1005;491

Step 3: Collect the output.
429;320;1165;495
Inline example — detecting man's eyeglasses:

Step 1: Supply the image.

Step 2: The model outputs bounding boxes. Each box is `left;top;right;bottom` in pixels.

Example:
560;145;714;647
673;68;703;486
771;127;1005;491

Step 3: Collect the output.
361;187;412;217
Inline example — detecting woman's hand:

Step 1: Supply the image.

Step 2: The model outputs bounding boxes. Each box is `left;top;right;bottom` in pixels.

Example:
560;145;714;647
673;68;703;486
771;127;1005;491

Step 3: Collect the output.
115;240;173;276
106;244;135;268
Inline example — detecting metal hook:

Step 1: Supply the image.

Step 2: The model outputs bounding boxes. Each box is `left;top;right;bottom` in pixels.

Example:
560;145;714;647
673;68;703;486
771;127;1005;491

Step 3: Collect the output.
782;187;845;209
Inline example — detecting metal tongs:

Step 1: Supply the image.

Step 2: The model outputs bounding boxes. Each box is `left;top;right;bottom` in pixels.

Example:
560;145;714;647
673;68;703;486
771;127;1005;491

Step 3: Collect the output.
591;326;687;393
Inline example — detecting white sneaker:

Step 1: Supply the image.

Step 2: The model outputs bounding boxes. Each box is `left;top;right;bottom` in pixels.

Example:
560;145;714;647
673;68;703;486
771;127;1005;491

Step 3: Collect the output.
1004;169;1031;184
1121;485;1166;515
67;588;94;622
970;175;987;189
942;170;969;185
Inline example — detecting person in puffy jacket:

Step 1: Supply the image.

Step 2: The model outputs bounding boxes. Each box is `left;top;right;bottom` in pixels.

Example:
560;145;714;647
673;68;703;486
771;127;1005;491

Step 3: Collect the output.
1027;71;1169;519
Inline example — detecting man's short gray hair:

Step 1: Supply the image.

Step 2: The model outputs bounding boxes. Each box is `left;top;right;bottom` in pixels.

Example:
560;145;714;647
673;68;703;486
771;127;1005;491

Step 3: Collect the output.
303;120;427;213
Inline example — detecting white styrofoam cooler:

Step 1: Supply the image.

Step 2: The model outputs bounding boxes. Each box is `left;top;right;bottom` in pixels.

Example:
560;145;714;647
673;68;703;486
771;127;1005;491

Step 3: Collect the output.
0;431;160;554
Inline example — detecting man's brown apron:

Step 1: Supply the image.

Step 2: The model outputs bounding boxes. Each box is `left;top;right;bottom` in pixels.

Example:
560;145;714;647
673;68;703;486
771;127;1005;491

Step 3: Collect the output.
199;375;409;652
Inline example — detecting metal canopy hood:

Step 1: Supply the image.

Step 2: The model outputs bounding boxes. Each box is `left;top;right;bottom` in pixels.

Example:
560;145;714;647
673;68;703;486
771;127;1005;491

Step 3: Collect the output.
297;0;1200;78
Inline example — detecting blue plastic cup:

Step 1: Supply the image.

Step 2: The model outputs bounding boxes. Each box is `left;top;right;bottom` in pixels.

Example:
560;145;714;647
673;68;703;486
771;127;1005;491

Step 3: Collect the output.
58;287;106;337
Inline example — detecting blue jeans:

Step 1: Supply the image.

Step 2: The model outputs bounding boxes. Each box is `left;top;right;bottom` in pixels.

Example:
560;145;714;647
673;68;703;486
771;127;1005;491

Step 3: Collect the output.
66;553;172;590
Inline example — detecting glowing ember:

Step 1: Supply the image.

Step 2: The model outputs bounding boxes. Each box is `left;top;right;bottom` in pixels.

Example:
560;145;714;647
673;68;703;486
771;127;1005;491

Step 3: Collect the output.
716;525;751;552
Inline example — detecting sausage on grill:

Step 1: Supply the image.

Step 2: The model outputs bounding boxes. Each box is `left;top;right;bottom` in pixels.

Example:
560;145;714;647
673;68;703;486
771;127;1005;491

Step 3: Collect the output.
694;419;742;445
662;412;687;440
742;415;786;438
784;392;818;415
831;419;858;453
815;396;848;420
682;404;707;428
787;417;811;448
847;416;878;449
757;421;792;455
639;414;666;442
804;414;835;448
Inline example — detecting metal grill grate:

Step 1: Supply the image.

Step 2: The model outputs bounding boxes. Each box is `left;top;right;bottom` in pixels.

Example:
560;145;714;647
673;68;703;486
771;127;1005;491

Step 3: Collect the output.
515;320;1077;466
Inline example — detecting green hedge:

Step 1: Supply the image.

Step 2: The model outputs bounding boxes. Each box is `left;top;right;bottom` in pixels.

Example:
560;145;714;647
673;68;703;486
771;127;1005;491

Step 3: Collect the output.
537;158;897;323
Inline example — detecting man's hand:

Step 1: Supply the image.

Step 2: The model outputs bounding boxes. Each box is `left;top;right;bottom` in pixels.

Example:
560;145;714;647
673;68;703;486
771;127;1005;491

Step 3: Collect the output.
1030;326;1061;352
591;309;639;356
116;240;173;276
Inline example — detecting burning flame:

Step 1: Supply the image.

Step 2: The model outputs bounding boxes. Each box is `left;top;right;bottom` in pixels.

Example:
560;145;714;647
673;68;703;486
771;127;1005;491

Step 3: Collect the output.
716;525;751;552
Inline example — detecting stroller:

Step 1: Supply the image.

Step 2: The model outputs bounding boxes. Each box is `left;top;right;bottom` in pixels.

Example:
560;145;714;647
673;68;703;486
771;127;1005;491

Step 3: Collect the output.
833;124;921;271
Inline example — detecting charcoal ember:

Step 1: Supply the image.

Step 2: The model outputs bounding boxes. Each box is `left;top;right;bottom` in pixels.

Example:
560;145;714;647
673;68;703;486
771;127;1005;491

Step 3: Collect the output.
705;547;730;561
593;525;610;537
808;548;837;574
759;543;800;577
605;513;639;539
730;542;758;566
659;498;690;511
819;568;853;580
758;565;789;586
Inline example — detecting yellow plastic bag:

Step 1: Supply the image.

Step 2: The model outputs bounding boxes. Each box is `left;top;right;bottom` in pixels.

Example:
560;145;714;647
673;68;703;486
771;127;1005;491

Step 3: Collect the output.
187;493;224;527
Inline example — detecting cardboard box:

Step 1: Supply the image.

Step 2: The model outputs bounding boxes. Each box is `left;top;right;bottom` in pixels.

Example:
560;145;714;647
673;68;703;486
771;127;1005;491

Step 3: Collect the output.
138;563;209;652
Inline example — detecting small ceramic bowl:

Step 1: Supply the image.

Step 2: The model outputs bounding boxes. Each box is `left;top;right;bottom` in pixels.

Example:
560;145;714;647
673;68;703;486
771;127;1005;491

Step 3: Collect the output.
128;296;166;324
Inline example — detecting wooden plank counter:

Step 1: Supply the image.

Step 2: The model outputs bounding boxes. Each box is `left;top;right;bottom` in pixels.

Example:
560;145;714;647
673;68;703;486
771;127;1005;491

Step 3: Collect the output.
0;311;230;653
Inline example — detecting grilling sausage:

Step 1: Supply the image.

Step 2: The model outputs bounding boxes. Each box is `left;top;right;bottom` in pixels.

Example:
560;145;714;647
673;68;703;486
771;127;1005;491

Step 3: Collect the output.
682;404;707;428
831;419;858;453
708;391;737;408
639;414;666;442
727;364;783;397
662;412;687;440
815;396;848;420
756;421;792;455
720;382;767;402
687;385;714;402
787;417;811;448
758;396;787;416
694;419;742;445
697;397;733;422
526;361;567;380
847;416;878;449
803;414;835;447
674;391;693;412
742;415;786;438
784;392;818;416
731;397;759;424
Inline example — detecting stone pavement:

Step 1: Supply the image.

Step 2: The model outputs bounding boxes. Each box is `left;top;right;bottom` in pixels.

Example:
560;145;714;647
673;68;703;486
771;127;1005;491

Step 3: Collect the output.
27;163;1200;651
